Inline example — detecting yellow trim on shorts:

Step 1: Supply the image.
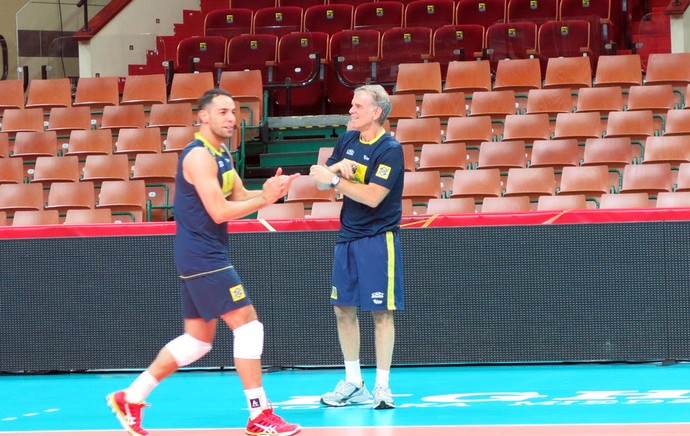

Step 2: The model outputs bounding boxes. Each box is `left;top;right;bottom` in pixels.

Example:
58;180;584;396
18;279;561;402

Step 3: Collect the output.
386;231;396;310
179;265;234;280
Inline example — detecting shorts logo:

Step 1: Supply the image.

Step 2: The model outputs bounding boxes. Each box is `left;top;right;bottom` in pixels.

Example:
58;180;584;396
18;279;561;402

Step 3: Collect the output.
229;284;246;302
376;164;391;180
331;286;338;300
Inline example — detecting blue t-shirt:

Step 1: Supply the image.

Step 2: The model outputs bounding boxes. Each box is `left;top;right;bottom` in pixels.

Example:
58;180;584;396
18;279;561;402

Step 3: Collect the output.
327;129;404;242
174;133;236;276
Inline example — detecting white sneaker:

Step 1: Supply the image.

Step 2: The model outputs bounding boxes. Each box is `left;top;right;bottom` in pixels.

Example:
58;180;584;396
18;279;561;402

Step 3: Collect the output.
320;380;371;407
373;384;395;409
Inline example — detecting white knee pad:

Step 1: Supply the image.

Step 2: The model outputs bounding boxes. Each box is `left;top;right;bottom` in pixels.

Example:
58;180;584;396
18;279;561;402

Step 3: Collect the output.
165;333;212;367
233;320;264;360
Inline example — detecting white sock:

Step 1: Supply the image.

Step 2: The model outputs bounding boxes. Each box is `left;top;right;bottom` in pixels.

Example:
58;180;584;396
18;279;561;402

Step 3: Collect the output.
245;387;267;419
125;370;159;403
344;360;362;386
375;369;390;388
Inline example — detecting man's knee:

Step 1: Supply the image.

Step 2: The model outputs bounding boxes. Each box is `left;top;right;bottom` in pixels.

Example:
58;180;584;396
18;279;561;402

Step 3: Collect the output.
165;333;213;367
233;320;264;360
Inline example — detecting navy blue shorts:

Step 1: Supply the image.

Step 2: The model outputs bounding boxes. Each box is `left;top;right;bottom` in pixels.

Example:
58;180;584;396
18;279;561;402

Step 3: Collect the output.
180;266;252;321
331;231;404;311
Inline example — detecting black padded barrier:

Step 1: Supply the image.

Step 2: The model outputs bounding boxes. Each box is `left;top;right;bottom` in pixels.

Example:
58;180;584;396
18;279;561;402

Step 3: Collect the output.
1;221;689;372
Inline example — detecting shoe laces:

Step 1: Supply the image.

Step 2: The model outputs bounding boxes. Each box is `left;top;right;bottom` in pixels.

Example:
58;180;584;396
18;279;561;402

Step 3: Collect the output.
125;402;148;424
258;408;287;426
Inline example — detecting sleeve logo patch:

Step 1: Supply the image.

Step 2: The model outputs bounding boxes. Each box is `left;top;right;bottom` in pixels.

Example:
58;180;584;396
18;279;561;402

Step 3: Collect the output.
376;164;392;180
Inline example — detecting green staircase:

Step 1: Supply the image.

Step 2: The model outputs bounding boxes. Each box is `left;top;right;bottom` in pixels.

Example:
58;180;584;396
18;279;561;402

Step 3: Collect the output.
243;115;350;186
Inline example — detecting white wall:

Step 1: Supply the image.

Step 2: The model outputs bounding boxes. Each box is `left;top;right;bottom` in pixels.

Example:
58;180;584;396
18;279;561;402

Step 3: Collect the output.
79;0;199;77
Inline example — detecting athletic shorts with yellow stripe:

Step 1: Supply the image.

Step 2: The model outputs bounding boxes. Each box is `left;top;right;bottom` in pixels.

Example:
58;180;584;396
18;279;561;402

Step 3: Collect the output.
330;231;404;311
180;265;252;321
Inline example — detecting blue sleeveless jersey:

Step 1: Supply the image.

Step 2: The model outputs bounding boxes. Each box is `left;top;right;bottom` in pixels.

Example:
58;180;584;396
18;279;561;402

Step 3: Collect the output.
174;133;236;276
326;129;404;242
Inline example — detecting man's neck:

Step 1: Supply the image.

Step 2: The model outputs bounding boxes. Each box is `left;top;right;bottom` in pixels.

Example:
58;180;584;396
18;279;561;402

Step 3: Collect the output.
359;125;383;143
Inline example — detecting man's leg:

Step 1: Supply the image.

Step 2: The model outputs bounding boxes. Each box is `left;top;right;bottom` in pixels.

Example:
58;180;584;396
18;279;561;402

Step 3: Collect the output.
222;305;301;436
107;318;216;435
372;310;395;409
320;305;371;407
335;305;360;363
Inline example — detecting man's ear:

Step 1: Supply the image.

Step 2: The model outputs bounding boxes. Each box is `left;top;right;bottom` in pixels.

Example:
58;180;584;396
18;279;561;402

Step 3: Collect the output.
373;106;383;122
197;109;208;124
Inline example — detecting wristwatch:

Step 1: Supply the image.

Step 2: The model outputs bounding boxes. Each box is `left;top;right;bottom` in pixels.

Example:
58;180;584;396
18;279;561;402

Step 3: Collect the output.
330;175;341;188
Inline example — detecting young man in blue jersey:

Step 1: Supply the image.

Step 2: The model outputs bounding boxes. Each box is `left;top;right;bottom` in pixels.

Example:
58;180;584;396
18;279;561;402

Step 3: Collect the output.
106;89;301;436
309;84;405;410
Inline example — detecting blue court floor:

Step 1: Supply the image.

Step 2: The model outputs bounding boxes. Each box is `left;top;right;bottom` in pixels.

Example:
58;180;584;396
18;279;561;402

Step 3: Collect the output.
2;363;690;434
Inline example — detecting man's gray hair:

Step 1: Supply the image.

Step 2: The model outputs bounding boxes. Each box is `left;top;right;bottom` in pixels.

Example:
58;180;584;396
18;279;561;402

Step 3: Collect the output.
355;84;392;124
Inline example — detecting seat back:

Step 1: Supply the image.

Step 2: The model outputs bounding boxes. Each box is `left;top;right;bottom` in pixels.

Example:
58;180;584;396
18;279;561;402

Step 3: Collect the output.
619;163;673;195
253;6;304;38
432;24;485;72
542;56;592;90
204;8;254;40
493;58;542;93
97;180;148;222
148;103;195;129
31;155;80;184
169;72;216;104
64;208;113;224
538;20;593;60
394;61;442;97
645;52;690;88
594;54;643;89
525;88;573;116
12;131;59;159
25;78;72;109
46;106;93;133
405;0;455;29
537;194;587;211
444;59;492;93
175;36;227;74
426;197;476;214
376;27;430;82
303;3;354;35
73;76;120;108
485;22;538;67
100;104;147;130
257;202;305;219
0;183;45;213
12;210;60;226
66;129;114;157
450;168;502;199
120;74;167;106
273;31;330;114
46;181;96;212
507;0;558;22
354;1;404;33
504;166;556;198
224;34;278;84
1;108;45;134
455;0;506;27
328;29;381;110
0;80;25;111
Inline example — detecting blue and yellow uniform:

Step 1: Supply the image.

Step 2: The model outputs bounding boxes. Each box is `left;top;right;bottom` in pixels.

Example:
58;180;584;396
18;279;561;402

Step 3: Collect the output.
326;129;405;311
174;133;250;321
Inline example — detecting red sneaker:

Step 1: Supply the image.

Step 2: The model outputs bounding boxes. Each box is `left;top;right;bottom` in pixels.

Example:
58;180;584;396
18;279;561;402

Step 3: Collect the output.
245;408;301;436
106;391;149;436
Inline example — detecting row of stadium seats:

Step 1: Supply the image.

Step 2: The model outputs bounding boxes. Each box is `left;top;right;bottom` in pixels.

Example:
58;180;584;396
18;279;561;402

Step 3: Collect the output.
190;0;615;38
3;158;690;225
7;53;684;126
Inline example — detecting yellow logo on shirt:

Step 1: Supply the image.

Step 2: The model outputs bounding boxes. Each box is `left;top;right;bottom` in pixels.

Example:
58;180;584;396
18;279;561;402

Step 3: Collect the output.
376;164;392;180
331;286;338;300
230;284;246;301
